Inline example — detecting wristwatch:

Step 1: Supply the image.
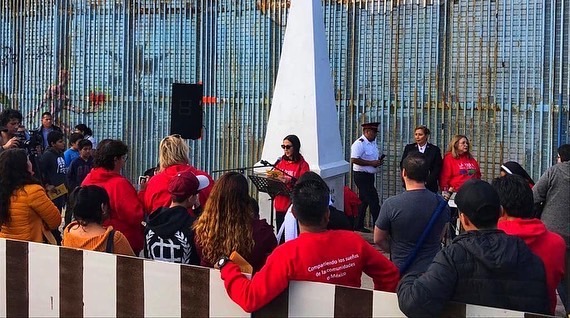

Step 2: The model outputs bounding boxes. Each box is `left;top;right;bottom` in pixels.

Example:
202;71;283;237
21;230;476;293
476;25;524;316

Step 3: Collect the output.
216;256;230;270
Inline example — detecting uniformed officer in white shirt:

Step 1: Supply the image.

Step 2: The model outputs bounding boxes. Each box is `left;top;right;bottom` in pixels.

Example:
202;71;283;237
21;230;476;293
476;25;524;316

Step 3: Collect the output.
350;122;384;233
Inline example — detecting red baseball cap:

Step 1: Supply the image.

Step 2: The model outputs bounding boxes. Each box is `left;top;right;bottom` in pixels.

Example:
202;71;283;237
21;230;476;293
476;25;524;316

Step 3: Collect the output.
168;170;209;197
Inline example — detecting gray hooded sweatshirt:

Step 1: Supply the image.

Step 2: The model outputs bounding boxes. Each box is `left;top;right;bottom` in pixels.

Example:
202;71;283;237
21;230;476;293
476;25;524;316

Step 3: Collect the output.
533;161;570;243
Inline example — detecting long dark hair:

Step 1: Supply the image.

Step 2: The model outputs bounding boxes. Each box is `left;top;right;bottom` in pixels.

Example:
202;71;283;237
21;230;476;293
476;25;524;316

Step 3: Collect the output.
67;186;110;226
283;134;302;162
0;149;41;225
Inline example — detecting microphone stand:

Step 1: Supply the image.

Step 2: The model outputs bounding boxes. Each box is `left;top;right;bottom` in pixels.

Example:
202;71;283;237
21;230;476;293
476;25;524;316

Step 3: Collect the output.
262;160;297;183
211;164;268;175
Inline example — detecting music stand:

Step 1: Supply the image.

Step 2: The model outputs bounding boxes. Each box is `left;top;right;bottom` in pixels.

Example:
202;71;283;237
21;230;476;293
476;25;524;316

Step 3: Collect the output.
248;175;290;227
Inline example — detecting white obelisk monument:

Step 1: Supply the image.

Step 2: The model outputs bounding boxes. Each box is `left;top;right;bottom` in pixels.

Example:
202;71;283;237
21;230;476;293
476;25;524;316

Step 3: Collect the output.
257;0;350;226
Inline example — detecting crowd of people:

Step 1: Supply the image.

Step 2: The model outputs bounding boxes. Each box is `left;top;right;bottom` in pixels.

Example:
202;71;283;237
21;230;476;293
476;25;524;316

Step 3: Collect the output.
0;107;568;316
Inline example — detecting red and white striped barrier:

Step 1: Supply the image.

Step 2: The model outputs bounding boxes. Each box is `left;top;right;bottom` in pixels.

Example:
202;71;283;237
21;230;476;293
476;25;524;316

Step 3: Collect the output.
0;239;552;317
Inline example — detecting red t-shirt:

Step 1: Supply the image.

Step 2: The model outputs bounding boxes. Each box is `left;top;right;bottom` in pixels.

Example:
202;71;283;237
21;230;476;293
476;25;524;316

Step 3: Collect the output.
221;230;400;313
498;218;566;314
439;153;481;191
273;155;310;213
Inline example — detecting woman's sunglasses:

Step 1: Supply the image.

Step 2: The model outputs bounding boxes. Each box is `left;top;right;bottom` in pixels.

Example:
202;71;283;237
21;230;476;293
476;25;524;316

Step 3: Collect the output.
281;145;292;150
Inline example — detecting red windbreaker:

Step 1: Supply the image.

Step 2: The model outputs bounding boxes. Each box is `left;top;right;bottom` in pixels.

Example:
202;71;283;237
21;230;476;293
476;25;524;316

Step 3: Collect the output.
142;164;214;215
498;218;566;314
82;167;144;253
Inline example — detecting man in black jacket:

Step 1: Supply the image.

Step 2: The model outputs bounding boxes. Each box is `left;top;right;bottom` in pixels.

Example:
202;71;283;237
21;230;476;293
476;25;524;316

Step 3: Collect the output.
37;112;62;152
397;179;549;317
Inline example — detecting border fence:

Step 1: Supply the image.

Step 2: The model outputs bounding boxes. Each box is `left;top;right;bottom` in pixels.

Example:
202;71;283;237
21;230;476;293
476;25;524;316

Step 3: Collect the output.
0;0;568;199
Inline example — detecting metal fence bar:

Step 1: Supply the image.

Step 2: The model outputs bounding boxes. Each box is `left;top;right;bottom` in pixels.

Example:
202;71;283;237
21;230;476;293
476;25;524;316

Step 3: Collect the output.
0;0;567;200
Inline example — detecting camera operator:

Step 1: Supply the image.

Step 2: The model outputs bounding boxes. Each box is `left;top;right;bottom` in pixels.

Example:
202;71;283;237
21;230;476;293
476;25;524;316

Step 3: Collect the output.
0;109;22;152
17;125;30;141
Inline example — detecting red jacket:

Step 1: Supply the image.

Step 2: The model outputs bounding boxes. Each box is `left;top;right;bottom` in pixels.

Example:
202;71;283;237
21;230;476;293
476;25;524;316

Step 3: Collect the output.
273;155;310;212
142;164;214;215
439;153;481;191
498;218;566;314
343;186;361;217
82;167;144;253
249;219;278;272
221;230;400;313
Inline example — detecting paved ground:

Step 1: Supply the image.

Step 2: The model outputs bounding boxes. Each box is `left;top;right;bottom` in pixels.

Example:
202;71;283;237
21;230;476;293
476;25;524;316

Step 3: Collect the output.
356;230;386;290
355;229;567;317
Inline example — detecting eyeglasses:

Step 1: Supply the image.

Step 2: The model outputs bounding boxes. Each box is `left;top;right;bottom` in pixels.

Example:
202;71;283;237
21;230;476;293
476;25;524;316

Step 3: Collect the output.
281;145;292;150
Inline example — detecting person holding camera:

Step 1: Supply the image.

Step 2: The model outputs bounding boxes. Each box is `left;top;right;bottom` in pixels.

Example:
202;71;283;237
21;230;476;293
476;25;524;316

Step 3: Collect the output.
0;108;23;152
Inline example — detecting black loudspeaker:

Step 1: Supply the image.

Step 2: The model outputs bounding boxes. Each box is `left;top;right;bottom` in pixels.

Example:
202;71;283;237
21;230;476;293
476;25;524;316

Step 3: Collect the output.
170;83;203;140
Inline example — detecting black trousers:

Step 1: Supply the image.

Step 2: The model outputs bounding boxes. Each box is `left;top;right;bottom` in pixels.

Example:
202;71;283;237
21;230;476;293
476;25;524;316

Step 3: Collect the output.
276;212;286;244
353;171;380;229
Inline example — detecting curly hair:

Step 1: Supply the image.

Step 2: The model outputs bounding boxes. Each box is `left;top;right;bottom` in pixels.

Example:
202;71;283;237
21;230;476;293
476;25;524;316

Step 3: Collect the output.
0;108;22;127
193;172;253;264
446;134;472;159
0;149;41;226
158;134;189;171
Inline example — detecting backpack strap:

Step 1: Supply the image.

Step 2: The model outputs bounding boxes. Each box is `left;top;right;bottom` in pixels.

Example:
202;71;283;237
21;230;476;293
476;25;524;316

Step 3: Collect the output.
105;229;115;253
399;195;447;274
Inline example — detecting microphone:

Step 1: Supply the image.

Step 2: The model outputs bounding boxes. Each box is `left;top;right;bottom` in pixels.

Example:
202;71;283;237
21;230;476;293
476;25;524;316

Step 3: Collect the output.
260;157;282;167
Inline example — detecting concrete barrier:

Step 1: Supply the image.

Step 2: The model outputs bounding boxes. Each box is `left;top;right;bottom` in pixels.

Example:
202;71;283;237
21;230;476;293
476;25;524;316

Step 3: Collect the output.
0;239;552;317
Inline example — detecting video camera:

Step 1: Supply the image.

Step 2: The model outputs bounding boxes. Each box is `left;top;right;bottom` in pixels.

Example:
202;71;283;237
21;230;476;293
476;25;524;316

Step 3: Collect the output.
14;128;43;183
15;129;42;154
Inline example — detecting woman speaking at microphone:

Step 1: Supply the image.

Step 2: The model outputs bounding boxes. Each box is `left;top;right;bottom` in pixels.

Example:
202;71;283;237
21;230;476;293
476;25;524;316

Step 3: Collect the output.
271;135;310;232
